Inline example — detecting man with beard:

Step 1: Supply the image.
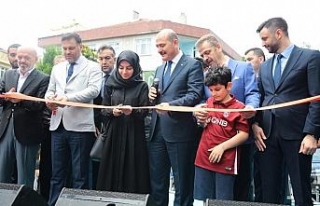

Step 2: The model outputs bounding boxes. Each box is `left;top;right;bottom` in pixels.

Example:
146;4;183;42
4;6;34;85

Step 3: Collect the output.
5;44;21;184
7;44;21;69
253;17;320;205
45;33;102;206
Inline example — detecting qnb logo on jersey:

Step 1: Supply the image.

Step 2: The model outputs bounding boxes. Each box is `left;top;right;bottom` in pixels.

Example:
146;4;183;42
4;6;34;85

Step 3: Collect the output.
206;117;228;127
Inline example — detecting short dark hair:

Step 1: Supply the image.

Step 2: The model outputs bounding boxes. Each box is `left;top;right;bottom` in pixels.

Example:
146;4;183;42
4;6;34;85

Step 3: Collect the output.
7;44;21;53
97;44;116;56
195;57;209;69
256;17;289;37
61;32;82;44
244;47;266;61
205;66;231;87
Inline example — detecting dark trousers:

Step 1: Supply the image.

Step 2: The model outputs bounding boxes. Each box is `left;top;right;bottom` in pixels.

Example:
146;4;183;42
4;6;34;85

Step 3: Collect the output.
48;125;94;206
39;127;52;201
258;127;313;206
234;143;253;201
253;148;263;202
148;131;196;206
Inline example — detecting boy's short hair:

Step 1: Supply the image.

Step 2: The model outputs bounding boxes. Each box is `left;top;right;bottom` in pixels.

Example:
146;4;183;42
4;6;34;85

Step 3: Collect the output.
205;66;232;87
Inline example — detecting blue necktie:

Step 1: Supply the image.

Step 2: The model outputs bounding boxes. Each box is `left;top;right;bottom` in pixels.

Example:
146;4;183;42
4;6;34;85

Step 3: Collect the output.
273;54;282;87
66;63;75;82
163;61;172;89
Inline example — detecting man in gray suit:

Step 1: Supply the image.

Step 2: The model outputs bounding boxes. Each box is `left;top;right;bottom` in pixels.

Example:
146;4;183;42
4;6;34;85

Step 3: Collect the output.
45;33;102;206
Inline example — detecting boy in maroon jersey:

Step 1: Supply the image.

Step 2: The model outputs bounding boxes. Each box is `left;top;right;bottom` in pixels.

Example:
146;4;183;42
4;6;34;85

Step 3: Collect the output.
194;67;249;201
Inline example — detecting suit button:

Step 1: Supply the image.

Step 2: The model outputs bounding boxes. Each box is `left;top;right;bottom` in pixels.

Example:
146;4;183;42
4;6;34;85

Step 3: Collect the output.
274;93;278;96
64;91;67;94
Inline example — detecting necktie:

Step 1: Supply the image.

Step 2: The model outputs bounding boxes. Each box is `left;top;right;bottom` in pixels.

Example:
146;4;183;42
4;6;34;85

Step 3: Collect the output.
163;61;172;89
273;54;283;87
66;62;75;82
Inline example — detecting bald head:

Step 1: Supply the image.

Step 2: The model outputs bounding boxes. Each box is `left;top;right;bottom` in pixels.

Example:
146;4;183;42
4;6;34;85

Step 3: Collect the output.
16;46;38;74
155;29;180;61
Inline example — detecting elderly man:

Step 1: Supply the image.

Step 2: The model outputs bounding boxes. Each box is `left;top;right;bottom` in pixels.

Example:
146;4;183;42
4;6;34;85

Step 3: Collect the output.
0;46;49;188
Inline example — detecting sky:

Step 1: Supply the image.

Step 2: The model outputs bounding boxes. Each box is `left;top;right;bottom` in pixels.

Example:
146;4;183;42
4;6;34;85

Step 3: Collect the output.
1;0;319;56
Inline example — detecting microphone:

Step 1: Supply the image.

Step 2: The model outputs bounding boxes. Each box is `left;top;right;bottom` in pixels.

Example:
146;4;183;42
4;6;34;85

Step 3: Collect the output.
150;77;160;105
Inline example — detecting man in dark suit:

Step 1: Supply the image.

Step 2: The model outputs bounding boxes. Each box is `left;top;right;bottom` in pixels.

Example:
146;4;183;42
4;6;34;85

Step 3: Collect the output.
253;17;320;205
91;44;116;189
5;43;21;185
7;44;21;69
148;29;204;206
0;46;49;188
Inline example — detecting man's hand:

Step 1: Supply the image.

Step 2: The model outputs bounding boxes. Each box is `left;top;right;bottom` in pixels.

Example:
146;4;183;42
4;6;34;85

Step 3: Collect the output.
148;86;157;102
6;87;22;103
193;103;208;124
241;105;256;119
299;134;317;155
252;123;267;151
156;103;169;115
54;96;68;107
46;94;58;111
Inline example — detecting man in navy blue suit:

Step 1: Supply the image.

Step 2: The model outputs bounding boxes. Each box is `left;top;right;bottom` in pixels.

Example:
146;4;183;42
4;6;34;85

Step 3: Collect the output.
148;29;204;206
253;17;320;205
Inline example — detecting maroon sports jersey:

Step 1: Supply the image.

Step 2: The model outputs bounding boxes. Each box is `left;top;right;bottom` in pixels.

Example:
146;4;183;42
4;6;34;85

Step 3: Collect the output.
195;95;249;175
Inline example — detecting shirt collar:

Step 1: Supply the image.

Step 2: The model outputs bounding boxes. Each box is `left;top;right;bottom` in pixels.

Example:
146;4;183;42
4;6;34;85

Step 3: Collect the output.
171;50;183;65
212;94;236;107
279;44;294;59
18;68;35;77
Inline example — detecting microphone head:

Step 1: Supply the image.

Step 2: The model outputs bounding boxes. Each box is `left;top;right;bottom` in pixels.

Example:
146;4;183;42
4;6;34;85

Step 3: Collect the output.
153;77;160;84
153;77;160;88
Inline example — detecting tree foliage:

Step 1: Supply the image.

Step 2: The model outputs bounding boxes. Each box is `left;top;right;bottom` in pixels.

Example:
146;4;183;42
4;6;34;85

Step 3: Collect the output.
37;46;62;75
37;44;97;75
82;45;97;62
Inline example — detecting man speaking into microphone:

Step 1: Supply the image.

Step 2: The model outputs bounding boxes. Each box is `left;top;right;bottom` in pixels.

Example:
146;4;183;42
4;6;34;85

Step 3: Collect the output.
147;29;204;206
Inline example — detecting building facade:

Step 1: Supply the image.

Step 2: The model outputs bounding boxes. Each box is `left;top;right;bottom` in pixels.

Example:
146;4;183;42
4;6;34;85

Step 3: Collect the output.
38;19;241;85
0;48;10;77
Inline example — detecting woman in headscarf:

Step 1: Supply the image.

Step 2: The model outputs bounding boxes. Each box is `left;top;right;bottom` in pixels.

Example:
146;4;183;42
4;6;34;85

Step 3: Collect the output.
96;50;150;194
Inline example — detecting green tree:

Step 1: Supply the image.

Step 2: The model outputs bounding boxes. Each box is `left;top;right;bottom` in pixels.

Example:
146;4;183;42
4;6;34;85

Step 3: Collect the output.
82;45;97;62
37;44;97;75
37;46;62;75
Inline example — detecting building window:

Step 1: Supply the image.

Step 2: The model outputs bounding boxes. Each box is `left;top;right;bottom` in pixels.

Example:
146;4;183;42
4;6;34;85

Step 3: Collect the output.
135;38;151;55
108;42;121;56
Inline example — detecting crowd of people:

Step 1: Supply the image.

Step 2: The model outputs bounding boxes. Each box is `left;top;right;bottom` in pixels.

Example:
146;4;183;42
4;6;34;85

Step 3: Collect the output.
0;17;320;206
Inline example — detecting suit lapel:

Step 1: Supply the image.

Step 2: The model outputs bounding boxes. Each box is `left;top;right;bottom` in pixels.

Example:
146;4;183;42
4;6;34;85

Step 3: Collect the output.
19;69;38;93
162;55;186;93
12;70;20;89
268;56;277;90
68;59;88;82
158;64;166;91
227;59;237;77
276;46;301;89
